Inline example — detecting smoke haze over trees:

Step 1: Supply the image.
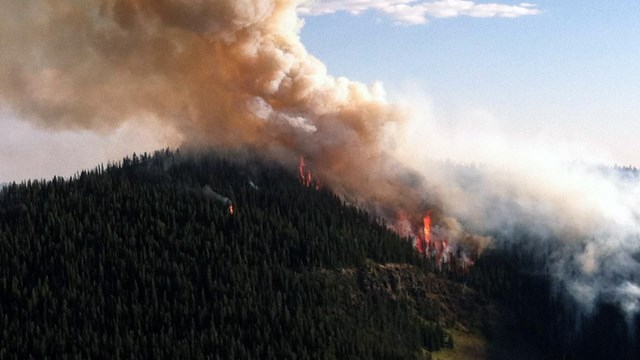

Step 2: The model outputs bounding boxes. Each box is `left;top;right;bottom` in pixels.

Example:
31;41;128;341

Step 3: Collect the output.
1;0;640;330
1;150;639;359
0;150;462;359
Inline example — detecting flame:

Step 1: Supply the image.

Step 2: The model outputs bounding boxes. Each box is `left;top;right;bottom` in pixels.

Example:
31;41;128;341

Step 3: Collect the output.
299;156;306;184
414;213;432;255
395;209;479;270
423;214;431;252
229;203;234;215
298;156;317;188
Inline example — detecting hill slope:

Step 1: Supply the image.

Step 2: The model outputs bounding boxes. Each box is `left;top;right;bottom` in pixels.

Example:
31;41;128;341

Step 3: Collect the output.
0;150;505;359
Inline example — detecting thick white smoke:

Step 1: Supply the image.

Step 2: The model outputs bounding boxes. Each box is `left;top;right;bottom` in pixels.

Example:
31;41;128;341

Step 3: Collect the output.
391;93;640;316
1;0;638;316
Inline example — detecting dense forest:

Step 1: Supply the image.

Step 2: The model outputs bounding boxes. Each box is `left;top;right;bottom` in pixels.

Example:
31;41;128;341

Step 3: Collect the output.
0;149;638;359
470;238;640;360
0;150;481;359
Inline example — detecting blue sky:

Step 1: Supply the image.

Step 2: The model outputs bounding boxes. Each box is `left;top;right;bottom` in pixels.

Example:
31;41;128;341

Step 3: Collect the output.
300;1;640;165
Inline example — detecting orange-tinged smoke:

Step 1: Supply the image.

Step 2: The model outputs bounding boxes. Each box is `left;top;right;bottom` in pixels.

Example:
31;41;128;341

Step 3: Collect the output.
0;0;480;261
0;0;422;213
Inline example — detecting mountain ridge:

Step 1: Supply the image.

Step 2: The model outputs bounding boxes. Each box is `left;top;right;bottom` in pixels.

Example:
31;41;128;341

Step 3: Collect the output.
0;149;513;359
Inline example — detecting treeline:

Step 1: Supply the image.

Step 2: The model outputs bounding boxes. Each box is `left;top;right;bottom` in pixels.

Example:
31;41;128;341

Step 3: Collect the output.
0;149;455;359
469;236;640;360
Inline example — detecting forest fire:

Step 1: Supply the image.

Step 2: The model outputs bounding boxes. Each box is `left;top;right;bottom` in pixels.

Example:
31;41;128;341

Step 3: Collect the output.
203;186;235;216
415;213;430;255
298;157;321;189
422;214;431;252
299;157;312;187
4;0;640;330
395;210;482;270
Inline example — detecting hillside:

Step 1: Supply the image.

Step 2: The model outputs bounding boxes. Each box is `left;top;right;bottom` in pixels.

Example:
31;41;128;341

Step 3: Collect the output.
0;149;512;359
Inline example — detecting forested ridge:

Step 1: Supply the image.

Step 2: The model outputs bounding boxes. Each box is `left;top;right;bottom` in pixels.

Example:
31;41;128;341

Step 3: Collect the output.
2;149;637;359
469;239;640;360
0;149;495;359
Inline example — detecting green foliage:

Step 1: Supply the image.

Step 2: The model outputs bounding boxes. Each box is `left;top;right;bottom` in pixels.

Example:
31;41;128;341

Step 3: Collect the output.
0;149;448;359
469;243;640;360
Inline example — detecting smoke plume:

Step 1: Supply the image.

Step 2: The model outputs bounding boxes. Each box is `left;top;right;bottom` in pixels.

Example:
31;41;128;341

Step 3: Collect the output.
0;0;419;210
203;185;232;205
1;0;639;317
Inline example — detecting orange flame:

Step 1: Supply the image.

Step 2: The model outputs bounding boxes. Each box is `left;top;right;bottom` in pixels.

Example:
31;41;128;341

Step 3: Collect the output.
229;203;234;215
395;209;478;270
299;156;316;188
299;156;306;184
423;214;431;252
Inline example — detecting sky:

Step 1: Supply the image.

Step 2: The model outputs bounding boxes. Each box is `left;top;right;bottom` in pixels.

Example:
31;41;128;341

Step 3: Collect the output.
300;0;640;165
1;0;640;182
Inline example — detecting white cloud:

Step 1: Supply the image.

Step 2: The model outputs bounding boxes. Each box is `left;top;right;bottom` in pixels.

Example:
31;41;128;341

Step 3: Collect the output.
298;0;539;24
